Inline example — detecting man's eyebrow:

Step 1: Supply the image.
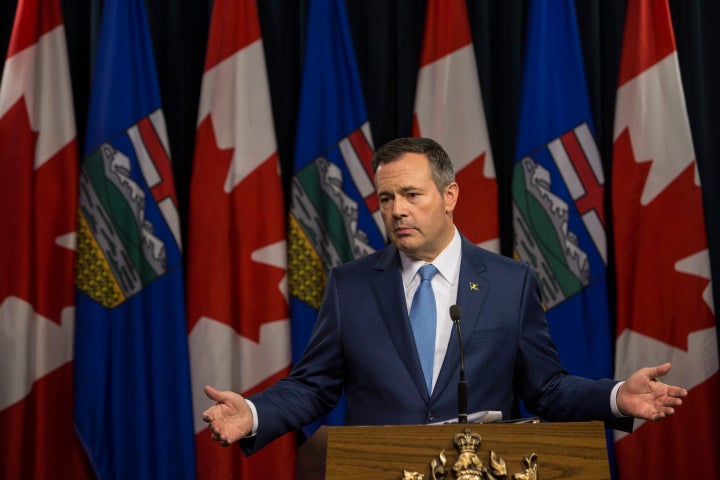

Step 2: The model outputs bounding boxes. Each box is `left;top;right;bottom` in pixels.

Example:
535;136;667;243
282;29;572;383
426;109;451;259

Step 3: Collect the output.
377;185;421;196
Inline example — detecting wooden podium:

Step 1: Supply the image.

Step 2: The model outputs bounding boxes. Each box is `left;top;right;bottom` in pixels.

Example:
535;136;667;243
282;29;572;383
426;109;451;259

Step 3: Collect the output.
296;421;610;479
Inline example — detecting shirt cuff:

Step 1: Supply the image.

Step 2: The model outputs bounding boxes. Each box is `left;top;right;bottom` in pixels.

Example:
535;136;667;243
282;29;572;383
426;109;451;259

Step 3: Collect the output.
245;399;259;436
610;381;627;417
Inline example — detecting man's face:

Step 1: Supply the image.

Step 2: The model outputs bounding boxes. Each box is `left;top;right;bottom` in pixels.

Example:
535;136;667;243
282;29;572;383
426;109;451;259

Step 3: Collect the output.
374;152;458;262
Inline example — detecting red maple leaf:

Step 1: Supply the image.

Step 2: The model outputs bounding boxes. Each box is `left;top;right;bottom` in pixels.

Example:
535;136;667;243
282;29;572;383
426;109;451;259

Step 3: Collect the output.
0;97;77;325
613;129;713;350
454;152;499;245
186;117;287;342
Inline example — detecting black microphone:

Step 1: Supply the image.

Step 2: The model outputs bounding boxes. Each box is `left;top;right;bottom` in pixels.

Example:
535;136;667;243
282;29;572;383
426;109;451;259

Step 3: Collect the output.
450;305;467;423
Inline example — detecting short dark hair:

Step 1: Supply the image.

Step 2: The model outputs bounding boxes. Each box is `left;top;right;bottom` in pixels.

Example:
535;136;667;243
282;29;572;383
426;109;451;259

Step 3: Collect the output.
371;137;455;192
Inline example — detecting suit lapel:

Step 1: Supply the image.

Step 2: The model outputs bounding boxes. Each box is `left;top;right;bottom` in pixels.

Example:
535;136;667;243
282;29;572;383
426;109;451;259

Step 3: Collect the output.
371;245;430;401
433;237;489;399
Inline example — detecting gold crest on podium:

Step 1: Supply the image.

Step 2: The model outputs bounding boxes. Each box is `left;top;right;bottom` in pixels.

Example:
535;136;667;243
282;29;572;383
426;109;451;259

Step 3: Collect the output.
400;429;538;480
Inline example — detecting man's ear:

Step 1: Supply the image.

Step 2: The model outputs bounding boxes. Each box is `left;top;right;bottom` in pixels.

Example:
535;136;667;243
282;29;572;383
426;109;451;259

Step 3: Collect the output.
444;182;459;213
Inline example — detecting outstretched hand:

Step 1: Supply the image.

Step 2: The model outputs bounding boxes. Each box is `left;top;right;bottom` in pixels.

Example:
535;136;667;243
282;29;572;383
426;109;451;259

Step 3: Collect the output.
202;385;253;447
617;362;688;421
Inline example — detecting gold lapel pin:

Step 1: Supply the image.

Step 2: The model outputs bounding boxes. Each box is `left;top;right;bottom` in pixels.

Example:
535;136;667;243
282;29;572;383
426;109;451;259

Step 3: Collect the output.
469;282;479;291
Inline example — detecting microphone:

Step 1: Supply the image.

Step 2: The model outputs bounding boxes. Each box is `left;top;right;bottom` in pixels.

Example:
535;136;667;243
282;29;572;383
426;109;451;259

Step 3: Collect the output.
450;305;467;423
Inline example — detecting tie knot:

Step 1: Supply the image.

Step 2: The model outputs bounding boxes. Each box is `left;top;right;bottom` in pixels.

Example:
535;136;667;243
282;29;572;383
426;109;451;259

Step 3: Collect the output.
418;264;438;282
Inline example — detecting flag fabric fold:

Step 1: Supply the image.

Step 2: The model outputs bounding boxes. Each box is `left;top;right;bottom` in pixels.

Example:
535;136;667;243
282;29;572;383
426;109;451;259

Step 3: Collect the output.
612;0;719;477
289;0;386;435
187;0;295;478
0;0;91;477
73;0;196;478
413;0;499;252
512;0;612;383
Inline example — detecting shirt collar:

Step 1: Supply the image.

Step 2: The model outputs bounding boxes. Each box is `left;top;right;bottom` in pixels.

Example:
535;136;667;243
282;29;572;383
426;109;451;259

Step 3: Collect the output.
400;227;462;288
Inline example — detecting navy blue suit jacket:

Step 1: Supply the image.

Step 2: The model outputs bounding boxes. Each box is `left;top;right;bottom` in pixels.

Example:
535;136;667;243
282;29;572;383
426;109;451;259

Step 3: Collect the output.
243;235;629;453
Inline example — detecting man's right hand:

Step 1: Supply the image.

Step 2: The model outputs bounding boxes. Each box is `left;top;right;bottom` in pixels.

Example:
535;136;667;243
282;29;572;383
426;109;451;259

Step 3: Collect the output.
202;385;253;447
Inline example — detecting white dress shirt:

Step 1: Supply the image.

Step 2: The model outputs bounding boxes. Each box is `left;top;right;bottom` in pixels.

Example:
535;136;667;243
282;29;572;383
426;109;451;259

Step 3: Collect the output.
399;227;461;393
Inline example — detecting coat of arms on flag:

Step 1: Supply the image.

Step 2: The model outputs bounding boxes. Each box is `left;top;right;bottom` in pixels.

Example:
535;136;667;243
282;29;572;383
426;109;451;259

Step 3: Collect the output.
289;126;382;309
513;123;606;309
76;110;181;308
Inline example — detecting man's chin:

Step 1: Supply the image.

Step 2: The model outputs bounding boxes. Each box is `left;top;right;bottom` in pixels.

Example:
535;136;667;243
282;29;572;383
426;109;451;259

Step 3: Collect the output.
393;238;419;255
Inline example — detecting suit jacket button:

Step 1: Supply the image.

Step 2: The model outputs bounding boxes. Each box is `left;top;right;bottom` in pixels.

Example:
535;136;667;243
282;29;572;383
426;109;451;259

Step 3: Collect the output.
426;413;434;422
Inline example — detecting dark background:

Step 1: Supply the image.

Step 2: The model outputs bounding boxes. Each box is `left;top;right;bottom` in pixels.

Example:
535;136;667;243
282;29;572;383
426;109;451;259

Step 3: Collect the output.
2;0;719;345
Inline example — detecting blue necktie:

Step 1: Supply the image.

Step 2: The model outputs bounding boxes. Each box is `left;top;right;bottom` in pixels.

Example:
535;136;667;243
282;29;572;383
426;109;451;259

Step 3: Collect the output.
409;264;438;394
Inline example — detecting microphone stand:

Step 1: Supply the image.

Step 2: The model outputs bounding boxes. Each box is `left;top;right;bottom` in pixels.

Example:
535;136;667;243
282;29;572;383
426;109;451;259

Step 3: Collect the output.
450;305;467;423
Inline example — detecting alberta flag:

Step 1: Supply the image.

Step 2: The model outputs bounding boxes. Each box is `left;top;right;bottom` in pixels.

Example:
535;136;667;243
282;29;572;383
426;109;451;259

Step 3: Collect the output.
73;0;196;478
512;0;611;383
289;0;386;434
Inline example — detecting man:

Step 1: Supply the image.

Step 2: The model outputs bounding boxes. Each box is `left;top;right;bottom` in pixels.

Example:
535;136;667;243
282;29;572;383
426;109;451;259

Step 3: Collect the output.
203;137;686;453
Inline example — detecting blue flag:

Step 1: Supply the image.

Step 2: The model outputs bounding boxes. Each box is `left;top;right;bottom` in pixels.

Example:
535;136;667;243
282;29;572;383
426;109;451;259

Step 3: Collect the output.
288;0;385;435
73;1;195;478
512;0;611;382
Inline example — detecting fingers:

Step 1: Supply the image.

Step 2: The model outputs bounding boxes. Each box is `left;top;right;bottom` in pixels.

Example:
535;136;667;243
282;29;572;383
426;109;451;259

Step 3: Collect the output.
202;404;219;424
202;386;253;448
202;385;226;423
204;384;222;401
645;362;672;379
202;401;226;424
666;384;688;398
646;389;685;421
209;424;231;447
650;411;668;422
652;402;680;421
202;409;213;424
203;385;225;422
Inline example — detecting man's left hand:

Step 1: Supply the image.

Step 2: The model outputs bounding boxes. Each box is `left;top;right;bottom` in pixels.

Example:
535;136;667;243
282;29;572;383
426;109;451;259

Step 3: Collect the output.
617;362;688;421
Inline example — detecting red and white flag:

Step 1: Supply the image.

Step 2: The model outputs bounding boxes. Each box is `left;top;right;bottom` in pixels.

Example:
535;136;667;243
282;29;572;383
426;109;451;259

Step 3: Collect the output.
186;0;295;478
612;0;719;478
0;0;92;478
412;0;499;251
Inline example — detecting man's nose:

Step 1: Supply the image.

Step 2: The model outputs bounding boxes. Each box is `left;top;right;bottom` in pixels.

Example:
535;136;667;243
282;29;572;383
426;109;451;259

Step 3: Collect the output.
391;197;408;217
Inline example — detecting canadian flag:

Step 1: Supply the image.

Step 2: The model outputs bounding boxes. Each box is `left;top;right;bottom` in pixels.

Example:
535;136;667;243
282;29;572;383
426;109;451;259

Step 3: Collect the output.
413;0;499;252
612;0;719;478
186;0;295;478
0;0;92;477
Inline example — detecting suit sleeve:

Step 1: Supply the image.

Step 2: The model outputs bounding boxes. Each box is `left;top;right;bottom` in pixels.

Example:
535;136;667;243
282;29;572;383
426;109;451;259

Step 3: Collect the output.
513;264;632;432
240;269;346;454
